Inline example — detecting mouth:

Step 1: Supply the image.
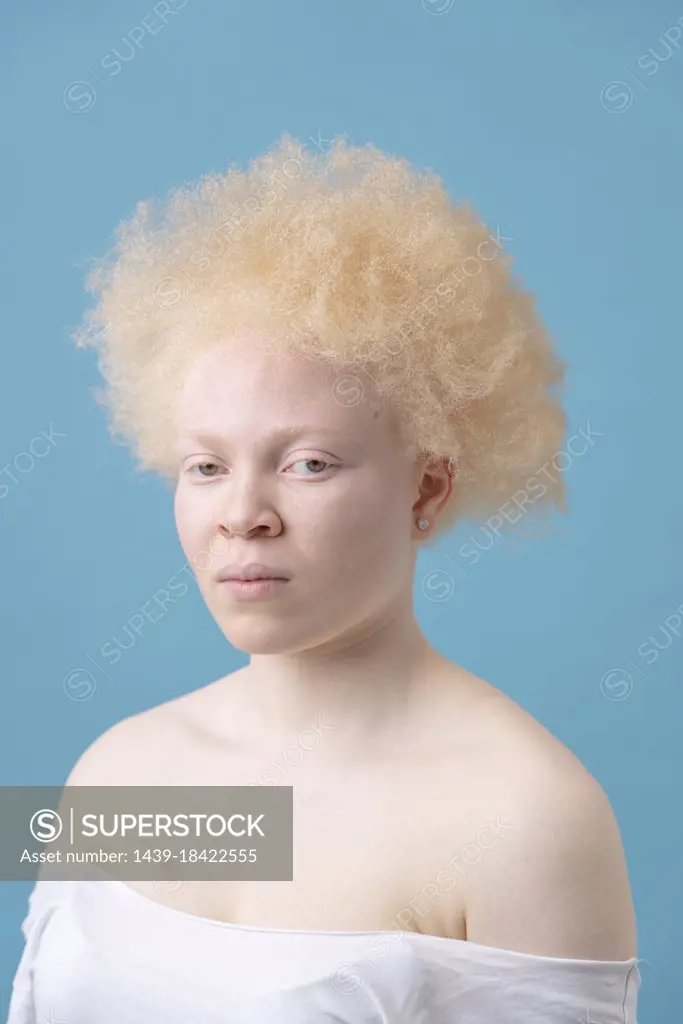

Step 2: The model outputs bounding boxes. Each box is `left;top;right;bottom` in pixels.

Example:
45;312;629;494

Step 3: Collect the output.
215;563;291;583
225;576;288;582
217;577;290;600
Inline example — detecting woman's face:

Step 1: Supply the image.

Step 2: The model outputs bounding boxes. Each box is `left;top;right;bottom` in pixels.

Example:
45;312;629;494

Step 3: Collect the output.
173;332;425;655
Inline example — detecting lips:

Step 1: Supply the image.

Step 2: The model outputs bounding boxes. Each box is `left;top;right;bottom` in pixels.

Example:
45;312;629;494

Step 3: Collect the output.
215;562;290;582
219;576;289;600
230;575;287;581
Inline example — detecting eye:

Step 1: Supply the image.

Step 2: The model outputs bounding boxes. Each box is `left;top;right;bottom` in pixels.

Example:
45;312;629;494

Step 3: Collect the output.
187;461;225;479
284;458;333;477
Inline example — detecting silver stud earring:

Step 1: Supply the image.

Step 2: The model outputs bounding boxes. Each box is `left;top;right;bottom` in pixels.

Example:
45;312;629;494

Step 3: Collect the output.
417;518;429;531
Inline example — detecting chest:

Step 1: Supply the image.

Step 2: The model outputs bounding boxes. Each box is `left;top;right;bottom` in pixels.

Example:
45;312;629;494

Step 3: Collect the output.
121;743;474;939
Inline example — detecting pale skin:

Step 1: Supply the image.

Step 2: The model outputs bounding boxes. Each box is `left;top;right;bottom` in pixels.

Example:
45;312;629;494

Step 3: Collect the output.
66;331;638;960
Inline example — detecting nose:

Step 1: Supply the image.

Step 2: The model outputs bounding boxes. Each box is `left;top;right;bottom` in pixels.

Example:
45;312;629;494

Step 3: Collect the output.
215;471;282;538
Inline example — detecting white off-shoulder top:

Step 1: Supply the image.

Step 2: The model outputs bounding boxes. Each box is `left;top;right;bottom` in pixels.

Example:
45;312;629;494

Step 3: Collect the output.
7;877;641;1023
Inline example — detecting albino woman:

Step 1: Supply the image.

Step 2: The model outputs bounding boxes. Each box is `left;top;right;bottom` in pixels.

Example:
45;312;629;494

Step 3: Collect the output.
9;135;641;1022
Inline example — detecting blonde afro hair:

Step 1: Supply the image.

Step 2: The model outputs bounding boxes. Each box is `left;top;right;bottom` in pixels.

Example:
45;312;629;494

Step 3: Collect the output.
73;133;566;541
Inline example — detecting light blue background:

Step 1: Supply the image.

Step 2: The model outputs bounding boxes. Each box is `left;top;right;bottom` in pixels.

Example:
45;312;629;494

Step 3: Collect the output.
1;1;681;1019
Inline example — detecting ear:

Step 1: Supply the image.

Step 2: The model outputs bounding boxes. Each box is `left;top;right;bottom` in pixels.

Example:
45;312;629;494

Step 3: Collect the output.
411;454;456;535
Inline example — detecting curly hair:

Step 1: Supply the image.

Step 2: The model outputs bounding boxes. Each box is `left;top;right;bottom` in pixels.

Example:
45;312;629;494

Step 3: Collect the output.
72;133;566;542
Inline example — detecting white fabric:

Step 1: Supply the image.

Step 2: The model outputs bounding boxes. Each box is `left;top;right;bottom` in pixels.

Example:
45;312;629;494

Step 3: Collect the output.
7;876;641;1023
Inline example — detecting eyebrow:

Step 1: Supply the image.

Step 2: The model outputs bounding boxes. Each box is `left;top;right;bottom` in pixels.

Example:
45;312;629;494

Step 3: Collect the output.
183;425;354;447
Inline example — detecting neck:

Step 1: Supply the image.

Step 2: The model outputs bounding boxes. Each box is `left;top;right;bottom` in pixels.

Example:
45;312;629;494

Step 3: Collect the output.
229;600;446;757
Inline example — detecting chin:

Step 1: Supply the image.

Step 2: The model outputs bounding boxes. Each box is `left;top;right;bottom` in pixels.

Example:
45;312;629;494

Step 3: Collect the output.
209;593;366;656
225;635;310;657
217;619;319;656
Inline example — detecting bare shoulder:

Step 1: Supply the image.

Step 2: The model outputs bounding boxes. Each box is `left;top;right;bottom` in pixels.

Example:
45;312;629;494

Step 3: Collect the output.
64;708;161;787
438;661;629;847
431;659;594;777
62;678;227;787
439;666;638;959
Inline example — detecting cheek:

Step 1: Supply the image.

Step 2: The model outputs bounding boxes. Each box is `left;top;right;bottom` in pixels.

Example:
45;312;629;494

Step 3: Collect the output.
174;489;208;554
314;482;409;566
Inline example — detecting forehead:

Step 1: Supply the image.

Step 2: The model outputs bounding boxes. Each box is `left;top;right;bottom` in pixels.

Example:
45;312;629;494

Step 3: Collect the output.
176;333;390;440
